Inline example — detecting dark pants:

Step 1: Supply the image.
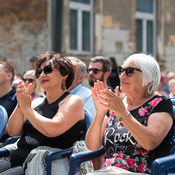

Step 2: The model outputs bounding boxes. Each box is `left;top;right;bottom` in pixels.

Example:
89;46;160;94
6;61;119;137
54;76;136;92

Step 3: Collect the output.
0;159;24;175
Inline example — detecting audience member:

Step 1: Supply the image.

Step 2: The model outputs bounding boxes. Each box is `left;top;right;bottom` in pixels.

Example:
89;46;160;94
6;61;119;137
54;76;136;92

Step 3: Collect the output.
168;79;175;98
29;56;38;69
0;61;17;143
3;57;13;65
86;53;173;174
0;61;16;116
87;56;111;88
12;74;23;88
23;69;45;100
68;57;96;120
107;56;120;90
87;56;112;169
155;72;166;95
161;71;175;96
0;51;85;175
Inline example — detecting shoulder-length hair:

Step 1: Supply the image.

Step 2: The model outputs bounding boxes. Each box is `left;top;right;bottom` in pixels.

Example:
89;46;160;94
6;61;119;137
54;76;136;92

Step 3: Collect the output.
36;51;75;89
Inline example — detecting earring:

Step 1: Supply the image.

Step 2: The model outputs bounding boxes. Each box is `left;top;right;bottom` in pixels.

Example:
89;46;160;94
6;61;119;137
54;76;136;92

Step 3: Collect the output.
61;79;66;90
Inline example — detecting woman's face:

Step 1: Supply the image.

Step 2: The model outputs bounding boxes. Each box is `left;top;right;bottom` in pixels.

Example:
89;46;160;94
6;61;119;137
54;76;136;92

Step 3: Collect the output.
119;61;143;94
37;62;64;91
23;75;36;94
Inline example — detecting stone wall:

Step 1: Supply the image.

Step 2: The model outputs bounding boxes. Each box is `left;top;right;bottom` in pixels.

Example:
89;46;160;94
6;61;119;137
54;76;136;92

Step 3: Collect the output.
0;0;49;74
157;0;175;71
94;0;136;66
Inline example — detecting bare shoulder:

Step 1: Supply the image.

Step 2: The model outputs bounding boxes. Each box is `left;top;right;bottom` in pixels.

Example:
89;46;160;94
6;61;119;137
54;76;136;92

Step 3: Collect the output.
60;93;84;110
62;93;83;105
59;93;84;120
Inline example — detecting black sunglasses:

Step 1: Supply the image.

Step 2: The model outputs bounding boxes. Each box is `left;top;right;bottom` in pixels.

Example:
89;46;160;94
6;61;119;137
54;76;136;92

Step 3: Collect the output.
35;65;53;79
118;66;142;77
87;68;104;74
23;79;35;83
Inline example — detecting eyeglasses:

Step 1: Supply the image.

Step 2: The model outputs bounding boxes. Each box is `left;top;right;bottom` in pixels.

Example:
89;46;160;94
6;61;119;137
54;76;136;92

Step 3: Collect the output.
87;68;104;74
118;66;142;77
23;79;35;83
35;65;53;78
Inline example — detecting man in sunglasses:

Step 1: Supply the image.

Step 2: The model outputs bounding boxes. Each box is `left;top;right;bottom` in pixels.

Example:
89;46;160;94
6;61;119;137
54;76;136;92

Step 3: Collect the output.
68;57;95;120
87;56;111;88
87;56;112;169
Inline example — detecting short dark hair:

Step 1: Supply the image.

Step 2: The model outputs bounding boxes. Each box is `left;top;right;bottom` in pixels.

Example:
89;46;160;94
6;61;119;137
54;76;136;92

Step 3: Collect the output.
36;51;75;89
0;61;15;83
30;56;38;62
90;56;111;73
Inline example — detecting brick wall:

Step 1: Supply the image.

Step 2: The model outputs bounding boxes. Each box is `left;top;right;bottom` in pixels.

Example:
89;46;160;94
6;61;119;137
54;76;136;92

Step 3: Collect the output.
0;0;48;74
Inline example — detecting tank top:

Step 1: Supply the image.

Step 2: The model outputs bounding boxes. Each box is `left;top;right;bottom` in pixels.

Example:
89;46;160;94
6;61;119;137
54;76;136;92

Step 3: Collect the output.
10;92;85;167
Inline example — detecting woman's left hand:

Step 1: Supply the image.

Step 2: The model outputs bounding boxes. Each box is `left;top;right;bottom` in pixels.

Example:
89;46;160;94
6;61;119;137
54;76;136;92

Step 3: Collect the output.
98;86;127;117
17;81;32;111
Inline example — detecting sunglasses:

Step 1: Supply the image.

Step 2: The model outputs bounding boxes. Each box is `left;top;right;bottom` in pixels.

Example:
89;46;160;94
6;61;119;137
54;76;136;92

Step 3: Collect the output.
87;68;104;74
35;65;53;79
23;79;35;83
118;66;142;77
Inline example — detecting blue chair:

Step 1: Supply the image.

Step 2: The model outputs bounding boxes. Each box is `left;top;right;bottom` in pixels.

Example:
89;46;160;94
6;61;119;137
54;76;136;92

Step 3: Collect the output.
69;147;105;175
171;98;175;105
0;108;92;175
0;105;8;139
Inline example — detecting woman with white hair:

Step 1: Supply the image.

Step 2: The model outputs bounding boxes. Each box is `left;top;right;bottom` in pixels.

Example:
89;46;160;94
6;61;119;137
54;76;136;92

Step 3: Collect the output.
23;69;45;100
86;53;174;174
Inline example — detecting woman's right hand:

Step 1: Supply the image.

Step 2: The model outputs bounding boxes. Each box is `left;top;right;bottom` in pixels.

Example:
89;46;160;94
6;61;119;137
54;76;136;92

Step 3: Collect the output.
92;80;108;117
17;81;32;112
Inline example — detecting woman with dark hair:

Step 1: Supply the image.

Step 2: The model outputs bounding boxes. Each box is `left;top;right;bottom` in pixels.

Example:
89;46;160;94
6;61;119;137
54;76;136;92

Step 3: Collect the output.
0;51;85;175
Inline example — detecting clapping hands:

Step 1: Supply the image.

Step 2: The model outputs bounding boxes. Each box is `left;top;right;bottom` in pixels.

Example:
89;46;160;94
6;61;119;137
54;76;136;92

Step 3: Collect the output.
17;81;32;111
92;80;126;117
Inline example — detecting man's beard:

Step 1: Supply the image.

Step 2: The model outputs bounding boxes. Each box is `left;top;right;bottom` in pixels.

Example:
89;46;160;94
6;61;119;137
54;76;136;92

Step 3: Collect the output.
88;74;104;87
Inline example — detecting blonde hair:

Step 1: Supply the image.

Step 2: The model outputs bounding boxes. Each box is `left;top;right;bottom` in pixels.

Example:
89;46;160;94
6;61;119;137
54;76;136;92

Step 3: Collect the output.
23;69;45;97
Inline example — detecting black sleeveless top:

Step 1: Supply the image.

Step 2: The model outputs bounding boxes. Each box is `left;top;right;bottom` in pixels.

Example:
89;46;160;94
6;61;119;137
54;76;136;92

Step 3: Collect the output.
10;92;85;167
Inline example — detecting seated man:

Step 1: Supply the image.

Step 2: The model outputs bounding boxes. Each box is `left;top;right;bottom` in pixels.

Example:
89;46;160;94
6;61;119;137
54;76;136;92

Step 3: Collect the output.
0;61;17;142
68;57;96;120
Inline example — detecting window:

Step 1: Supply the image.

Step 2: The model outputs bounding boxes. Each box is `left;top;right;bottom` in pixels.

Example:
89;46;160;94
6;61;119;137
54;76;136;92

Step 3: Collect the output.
71;0;90;4
70;0;93;54
136;0;156;55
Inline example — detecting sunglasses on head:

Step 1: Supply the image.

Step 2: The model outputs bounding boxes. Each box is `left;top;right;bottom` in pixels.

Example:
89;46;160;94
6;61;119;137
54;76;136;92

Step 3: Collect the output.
87;68;104;74
23;79;35;83
118;66;142;77
35;65;53;79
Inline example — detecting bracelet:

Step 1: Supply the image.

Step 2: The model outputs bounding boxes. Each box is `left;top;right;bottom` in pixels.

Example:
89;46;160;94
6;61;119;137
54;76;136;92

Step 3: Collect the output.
117;112;130;122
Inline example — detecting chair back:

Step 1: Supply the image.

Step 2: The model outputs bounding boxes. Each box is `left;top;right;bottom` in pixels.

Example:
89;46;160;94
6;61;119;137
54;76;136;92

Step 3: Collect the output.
0;105;8;139
171;98;175;106
81;108;92;140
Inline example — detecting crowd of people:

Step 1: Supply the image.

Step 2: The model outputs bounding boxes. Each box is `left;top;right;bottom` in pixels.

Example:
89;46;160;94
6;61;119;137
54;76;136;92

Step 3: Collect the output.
0;52;174;174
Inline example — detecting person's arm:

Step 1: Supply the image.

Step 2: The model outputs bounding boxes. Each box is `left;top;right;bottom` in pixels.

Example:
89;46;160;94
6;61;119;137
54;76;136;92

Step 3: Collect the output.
120;111;172;150
85;81;108;151
20;94;84;137
7;105;25;136
98;84;173;151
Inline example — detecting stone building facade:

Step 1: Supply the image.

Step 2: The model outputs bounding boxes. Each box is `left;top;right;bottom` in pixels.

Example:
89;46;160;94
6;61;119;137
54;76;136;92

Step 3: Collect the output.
0;0;175;75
